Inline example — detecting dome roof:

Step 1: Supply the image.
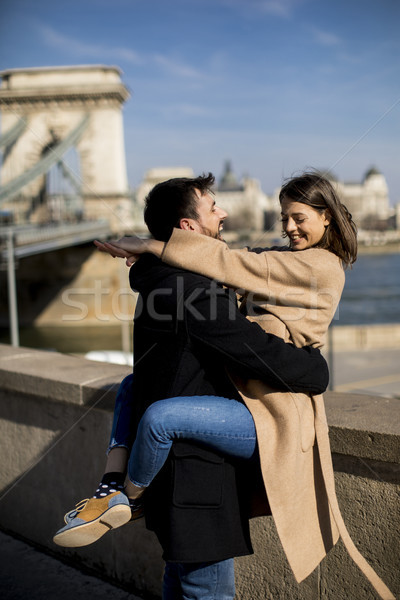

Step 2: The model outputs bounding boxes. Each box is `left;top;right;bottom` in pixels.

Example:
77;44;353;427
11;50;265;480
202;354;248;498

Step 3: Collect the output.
218;160;243;191
364;166;381;179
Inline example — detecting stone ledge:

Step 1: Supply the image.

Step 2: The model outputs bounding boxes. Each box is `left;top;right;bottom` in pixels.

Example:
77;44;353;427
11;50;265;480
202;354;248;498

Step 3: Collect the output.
0;344;398;599
1;344;399;466
0;343;131;406
331;453;400;483
324;392;400;464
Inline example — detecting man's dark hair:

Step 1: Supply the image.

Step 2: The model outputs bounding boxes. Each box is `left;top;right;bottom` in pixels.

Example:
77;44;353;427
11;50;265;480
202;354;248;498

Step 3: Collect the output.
144;173;215;241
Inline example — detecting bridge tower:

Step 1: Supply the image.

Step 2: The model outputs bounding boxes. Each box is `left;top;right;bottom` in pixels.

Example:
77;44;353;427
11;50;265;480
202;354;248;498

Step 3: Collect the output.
0;65;131;231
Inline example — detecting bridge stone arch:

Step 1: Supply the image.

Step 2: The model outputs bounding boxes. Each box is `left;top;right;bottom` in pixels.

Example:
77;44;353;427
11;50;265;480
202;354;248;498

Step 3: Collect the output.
0;65;131;231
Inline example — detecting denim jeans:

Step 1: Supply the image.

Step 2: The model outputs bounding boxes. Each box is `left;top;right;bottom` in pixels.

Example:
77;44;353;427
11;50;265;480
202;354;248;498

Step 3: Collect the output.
108;374;136;452
108;374;257;489
127;395;257;487
163;559;235;600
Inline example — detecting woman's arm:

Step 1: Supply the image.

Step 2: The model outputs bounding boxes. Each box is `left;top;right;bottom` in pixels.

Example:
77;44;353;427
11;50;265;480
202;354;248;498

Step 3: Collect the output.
162;229;270;295
161;230;344;311
94;232;271;295
94;230;342;316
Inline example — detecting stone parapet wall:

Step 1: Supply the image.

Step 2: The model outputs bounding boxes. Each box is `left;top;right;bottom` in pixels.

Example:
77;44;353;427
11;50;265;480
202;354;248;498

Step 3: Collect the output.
329;323;400;351
0;344;398;599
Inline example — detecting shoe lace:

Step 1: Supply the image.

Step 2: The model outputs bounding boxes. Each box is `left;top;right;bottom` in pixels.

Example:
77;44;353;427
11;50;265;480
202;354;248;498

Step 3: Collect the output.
63;498;90;524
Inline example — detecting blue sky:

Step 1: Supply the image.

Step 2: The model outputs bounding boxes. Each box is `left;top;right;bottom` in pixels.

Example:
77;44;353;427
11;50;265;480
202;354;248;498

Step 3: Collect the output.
1;0;399;202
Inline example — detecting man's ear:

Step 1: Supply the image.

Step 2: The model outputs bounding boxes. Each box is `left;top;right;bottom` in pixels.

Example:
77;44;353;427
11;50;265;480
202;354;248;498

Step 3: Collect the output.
179;218;195;231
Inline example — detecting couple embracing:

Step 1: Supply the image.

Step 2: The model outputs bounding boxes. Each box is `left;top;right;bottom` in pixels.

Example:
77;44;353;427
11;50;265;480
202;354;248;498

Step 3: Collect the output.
54;172;394;600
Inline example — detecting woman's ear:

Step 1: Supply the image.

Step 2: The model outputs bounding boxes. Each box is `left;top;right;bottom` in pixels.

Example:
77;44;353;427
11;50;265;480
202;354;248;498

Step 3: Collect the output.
323;210;332;227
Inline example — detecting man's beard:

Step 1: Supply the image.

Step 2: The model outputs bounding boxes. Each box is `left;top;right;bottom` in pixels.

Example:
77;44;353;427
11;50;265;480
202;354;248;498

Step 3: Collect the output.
199;225;223;240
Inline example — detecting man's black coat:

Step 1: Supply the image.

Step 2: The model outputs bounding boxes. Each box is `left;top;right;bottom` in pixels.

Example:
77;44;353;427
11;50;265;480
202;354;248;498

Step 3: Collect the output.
129;254;328;563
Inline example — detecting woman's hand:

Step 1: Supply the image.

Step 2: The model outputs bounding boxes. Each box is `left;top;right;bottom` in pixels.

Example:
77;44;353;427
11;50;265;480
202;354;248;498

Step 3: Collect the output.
94;235;164;266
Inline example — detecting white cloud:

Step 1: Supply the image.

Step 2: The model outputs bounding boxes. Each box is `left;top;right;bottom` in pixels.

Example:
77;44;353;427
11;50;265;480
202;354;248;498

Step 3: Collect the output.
153;54;204;79
153;102;213;121
38;24;143;64
175;104;213;117
37;23;204;80
337;52;362;65
310;26;342;47
258;1;294;17
219;0;304;18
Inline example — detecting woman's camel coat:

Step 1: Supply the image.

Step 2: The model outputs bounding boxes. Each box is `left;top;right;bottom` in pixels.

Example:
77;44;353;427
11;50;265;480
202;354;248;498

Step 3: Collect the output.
162;229;394;600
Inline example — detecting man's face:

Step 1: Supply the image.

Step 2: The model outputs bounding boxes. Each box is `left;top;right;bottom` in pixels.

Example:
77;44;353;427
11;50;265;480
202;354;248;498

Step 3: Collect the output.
191;189;228;239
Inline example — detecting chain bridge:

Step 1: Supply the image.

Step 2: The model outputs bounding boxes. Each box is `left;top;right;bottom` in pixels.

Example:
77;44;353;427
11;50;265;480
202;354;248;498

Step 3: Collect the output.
0;65;133;345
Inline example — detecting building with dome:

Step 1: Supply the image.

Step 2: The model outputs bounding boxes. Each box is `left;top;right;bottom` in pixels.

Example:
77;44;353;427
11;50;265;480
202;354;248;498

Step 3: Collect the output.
133;162;279;233
132;163;395;234
336;167;391;229
270;167;393;231
214;161;277;231
214;163;394;233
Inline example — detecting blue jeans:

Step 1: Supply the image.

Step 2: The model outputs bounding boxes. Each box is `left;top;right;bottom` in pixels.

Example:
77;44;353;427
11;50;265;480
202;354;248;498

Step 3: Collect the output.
108;374;136;452
108;375;257;488
163;559;235;600
127;395;257;487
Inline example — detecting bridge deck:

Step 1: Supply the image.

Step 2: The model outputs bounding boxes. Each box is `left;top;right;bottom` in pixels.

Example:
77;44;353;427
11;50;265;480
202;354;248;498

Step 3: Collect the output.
0;220;112;260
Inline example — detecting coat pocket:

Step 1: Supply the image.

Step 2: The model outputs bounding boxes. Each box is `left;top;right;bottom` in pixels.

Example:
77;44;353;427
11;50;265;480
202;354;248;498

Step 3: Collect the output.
172;443;224;508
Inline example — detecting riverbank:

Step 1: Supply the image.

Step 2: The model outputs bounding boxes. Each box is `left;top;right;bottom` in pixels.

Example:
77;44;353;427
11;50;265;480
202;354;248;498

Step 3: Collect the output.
357;242;400;254
226;230;400;255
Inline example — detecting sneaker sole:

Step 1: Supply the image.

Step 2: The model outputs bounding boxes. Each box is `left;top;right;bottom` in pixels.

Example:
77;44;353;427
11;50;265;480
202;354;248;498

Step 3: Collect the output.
53;503;132;548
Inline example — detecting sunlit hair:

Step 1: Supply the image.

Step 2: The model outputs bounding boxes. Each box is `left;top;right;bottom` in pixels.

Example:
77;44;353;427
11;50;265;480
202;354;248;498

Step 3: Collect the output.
279;171;357;268
144;173;215;241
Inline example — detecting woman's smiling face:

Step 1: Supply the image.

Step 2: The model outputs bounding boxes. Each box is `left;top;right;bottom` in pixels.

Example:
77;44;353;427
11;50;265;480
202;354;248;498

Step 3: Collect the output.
280;198;331;250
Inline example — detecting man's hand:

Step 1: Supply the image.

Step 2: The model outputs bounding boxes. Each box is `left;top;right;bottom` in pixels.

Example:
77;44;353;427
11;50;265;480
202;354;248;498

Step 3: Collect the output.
94;235;164;266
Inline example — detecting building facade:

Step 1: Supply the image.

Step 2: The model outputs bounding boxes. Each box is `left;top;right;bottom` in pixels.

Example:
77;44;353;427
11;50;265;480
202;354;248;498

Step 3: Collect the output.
214;161;278;232
132;162;279;233
336;167;392;229
271;167;394;232
132;163;395;234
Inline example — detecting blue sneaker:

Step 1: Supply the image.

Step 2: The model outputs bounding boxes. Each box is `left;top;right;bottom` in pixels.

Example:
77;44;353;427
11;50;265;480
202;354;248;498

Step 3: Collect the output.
53;491;132;547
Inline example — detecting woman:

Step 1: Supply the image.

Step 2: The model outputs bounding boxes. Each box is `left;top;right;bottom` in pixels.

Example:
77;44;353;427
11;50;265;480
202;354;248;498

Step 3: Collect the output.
54;172;394;599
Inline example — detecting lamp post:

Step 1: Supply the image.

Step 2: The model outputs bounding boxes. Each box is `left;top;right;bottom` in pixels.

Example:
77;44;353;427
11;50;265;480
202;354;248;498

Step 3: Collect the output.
6;228;19;347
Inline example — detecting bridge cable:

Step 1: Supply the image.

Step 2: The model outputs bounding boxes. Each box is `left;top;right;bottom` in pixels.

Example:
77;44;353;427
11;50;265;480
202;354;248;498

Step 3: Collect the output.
0;116;27;149
0;113;89;204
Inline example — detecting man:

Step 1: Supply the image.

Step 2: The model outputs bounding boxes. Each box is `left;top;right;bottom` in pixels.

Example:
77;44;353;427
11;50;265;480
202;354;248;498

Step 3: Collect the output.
112;173;328;598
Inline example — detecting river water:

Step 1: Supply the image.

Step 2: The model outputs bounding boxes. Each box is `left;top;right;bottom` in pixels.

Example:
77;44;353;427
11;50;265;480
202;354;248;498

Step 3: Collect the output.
337;252;400;325
2;252;400;355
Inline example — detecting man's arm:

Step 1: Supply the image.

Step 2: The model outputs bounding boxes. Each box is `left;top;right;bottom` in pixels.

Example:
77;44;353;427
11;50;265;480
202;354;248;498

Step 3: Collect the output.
184;281;329;395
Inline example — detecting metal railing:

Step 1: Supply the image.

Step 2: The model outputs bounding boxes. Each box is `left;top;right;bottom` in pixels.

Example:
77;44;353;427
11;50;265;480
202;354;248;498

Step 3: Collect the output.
0;219;113;346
